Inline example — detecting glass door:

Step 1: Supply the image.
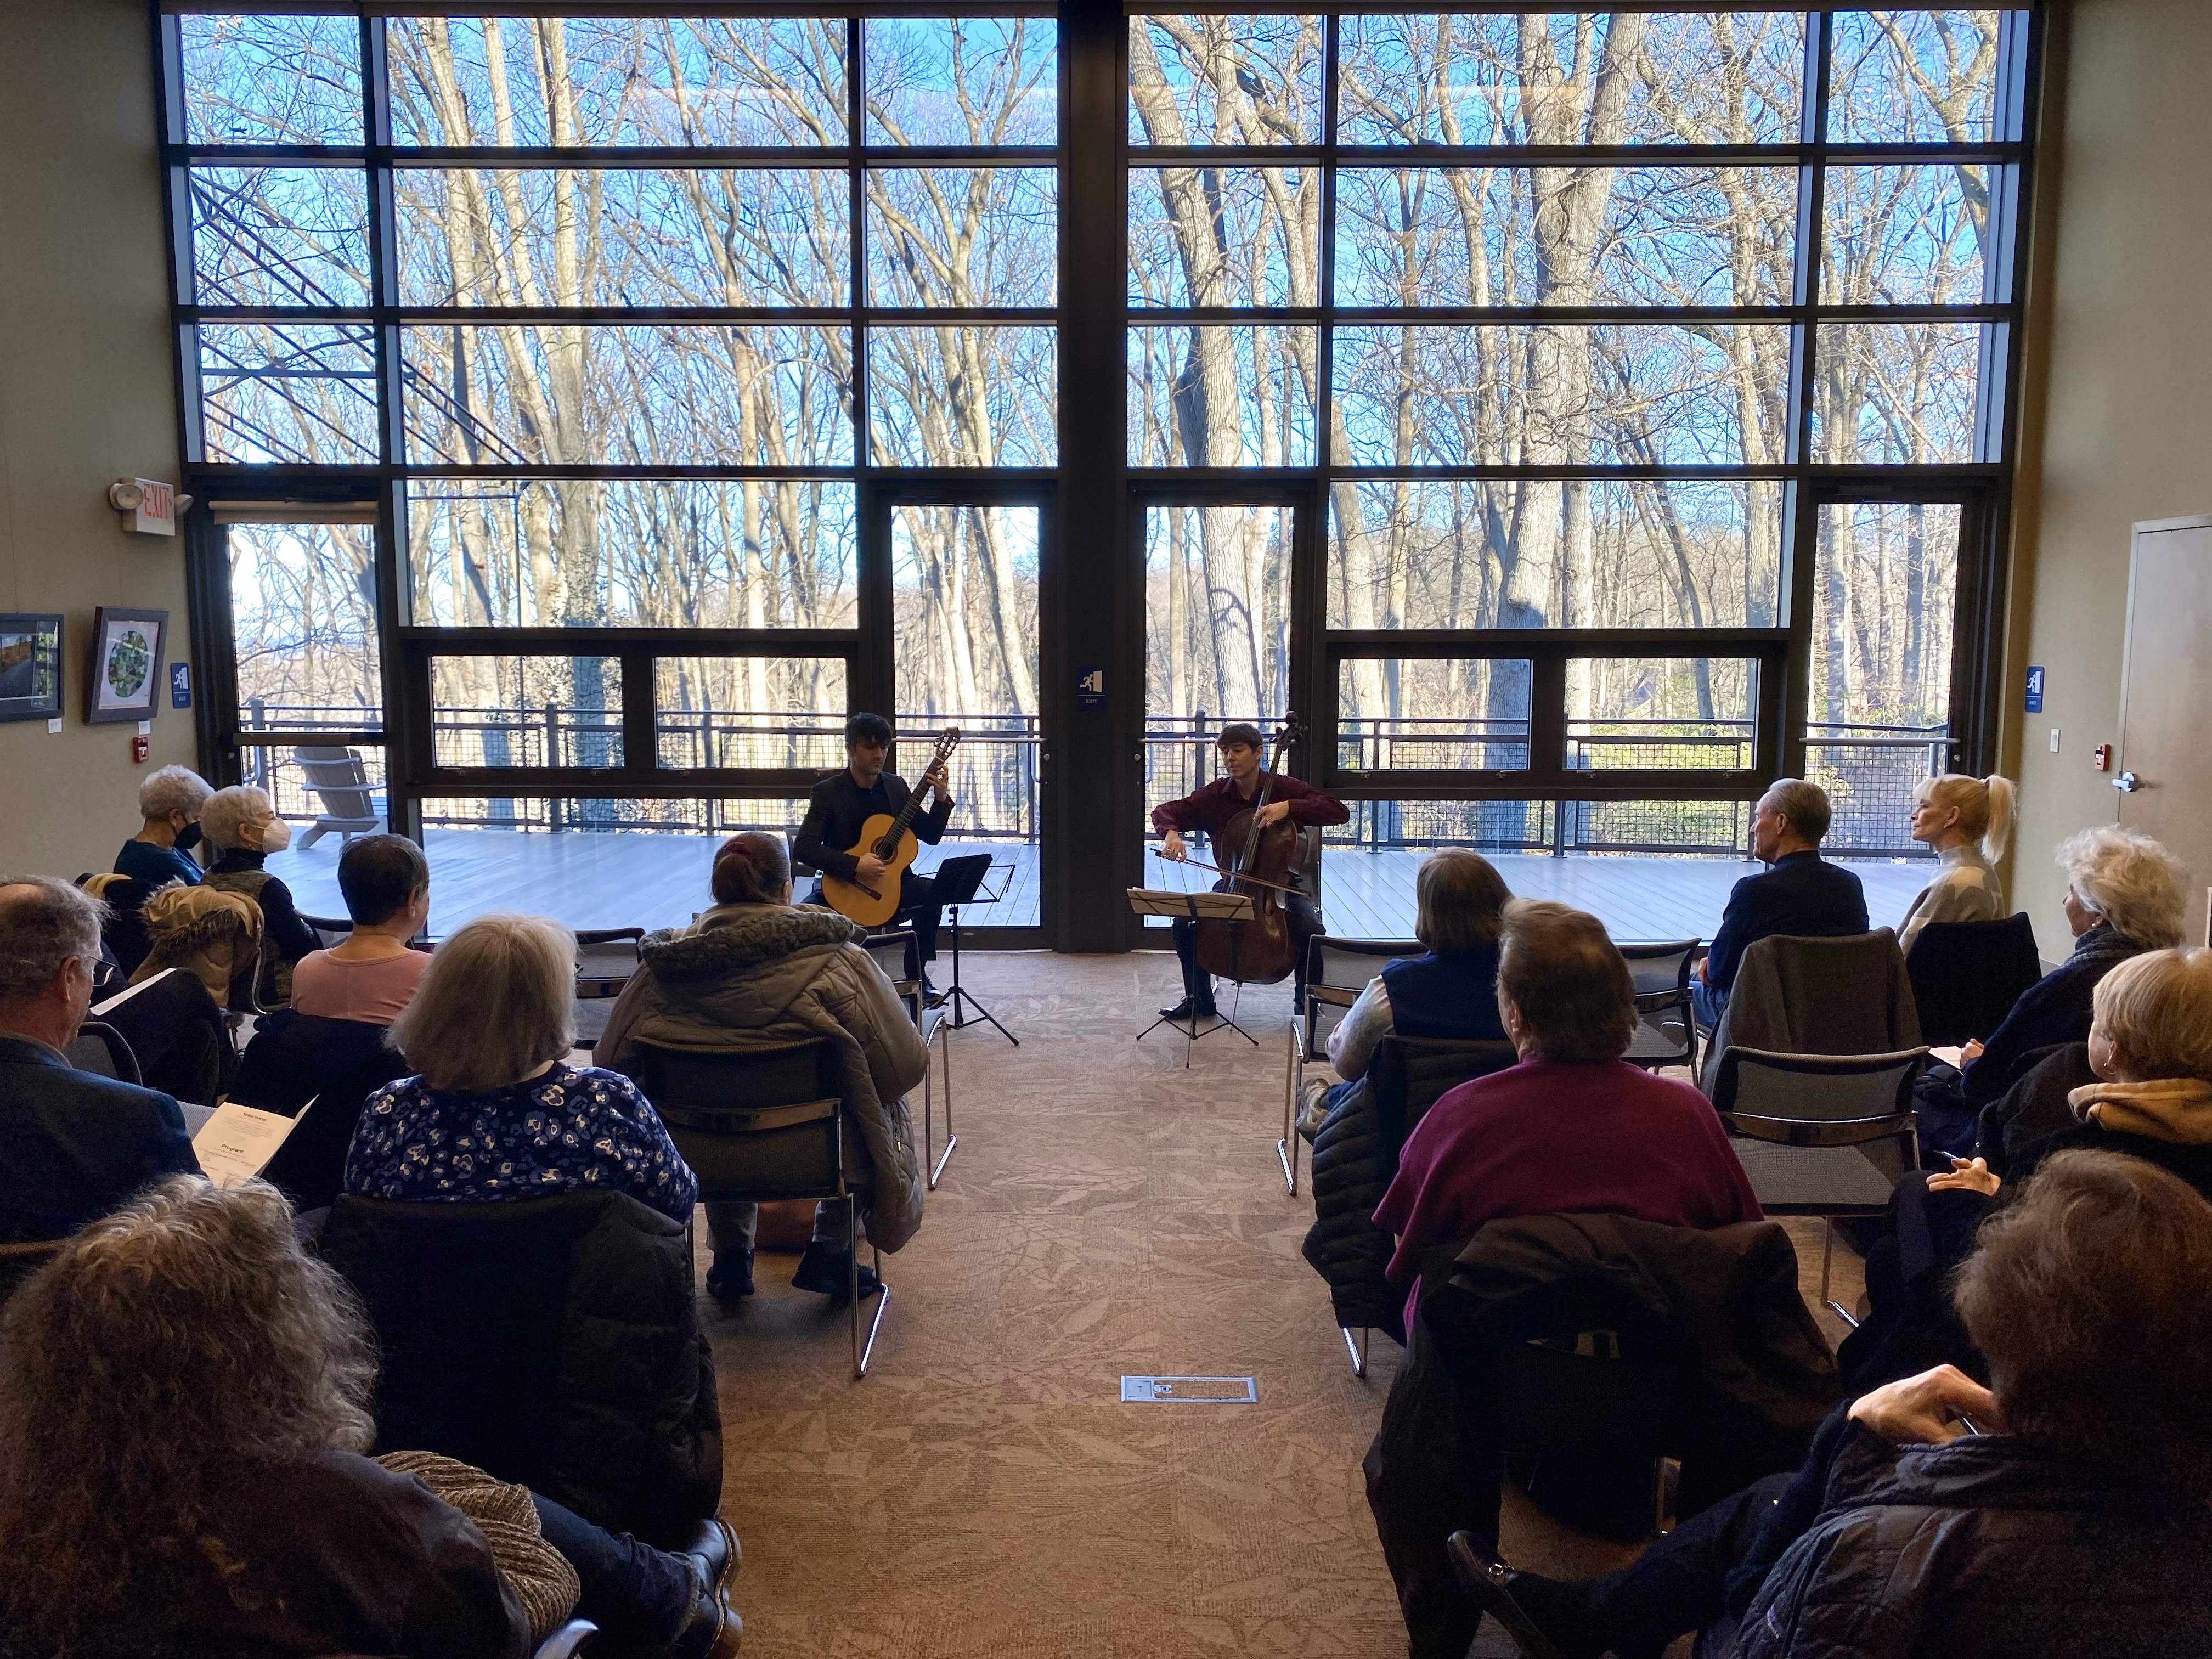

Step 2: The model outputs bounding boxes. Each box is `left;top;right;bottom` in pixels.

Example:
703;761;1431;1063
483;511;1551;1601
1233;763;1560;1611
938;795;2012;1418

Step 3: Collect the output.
1797;487;1993;859
1139;496;1300;924
888;499;1045;933
213;507;388;920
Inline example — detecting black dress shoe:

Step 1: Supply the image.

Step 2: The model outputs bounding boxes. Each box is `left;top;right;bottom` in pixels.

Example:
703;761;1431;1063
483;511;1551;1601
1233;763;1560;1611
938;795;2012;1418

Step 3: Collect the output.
791;1240;882;1306
1444;1533;1577;1659
671;1517;743;1658
705;1249;754;1303
922;977;945;1008
1158;994;1218;1022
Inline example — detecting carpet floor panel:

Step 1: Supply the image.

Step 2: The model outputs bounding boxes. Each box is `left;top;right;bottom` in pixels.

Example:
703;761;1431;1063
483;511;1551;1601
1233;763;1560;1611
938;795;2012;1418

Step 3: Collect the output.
702;951;1858;1658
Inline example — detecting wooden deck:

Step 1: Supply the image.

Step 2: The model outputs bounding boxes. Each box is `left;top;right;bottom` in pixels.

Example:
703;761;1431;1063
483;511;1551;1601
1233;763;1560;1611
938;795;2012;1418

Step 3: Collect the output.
268;829;1932;946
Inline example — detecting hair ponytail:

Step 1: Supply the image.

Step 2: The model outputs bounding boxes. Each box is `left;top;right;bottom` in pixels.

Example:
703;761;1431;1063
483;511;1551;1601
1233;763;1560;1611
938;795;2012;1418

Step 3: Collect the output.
1979;774;2016;864
710;831;792;907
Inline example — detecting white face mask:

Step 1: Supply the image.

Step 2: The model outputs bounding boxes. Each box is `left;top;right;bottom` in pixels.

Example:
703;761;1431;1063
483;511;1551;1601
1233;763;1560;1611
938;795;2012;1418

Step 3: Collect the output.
255;817;294;854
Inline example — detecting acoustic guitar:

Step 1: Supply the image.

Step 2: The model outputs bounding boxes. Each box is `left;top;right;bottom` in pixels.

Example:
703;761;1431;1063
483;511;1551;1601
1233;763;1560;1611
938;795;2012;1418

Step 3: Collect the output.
820;726;962;928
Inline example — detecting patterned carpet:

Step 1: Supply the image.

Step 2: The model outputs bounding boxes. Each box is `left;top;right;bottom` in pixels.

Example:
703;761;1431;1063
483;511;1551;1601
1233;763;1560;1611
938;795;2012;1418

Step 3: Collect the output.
699;950;1858;1658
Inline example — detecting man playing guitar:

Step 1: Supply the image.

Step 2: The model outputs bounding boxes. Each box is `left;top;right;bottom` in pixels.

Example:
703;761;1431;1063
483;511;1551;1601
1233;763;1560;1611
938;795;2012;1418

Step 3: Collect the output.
797;713;956;1005
1152;721;1348;1023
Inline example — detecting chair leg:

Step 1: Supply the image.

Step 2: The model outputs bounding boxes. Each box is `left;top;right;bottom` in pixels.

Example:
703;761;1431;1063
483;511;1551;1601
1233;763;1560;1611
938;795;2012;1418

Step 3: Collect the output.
1279;1037;1302;1197
855;1240;889;1380
928;1014;957;1188
1341;1325;1369;1378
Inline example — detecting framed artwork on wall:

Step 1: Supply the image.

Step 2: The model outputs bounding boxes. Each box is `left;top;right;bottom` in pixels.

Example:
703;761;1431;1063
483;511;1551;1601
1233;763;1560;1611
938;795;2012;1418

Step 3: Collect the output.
86;607;168;724
0;614;64;723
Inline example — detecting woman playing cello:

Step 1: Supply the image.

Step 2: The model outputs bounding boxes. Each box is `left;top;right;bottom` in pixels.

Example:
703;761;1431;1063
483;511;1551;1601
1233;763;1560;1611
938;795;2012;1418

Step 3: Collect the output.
1152;721;1348;1023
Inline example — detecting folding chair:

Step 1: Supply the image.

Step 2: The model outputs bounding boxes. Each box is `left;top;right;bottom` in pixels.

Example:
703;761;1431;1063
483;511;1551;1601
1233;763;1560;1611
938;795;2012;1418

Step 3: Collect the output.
1615;939;1700;1073
1280;935;1423;1195
300;912;354;949
1905;913;2043;1047
628;1036;889;1378
1710;1044;1928;1325
860;927;957;1188
65;1019;140;1084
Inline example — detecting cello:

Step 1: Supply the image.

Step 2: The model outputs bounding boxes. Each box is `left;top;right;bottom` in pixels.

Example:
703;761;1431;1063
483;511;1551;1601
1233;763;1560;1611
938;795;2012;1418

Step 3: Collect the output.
1192;715;1306;988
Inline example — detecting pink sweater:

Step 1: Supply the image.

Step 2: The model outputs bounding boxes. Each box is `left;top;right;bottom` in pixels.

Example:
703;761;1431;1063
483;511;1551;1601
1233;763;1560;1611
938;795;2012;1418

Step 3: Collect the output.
289;948;431;1026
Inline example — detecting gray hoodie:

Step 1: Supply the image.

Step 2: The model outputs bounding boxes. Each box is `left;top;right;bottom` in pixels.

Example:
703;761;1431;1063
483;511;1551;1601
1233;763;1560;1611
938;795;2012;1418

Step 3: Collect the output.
593;904;929;1252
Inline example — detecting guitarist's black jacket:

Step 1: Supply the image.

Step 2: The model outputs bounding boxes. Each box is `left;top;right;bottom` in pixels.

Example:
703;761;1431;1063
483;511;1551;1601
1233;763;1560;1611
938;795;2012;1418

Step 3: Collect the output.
795;770;953;883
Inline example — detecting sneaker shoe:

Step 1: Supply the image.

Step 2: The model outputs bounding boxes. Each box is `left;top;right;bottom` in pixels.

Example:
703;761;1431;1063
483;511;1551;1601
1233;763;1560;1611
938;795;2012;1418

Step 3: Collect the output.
704;1249;754;1303
670;1517;743;1658
791;1240;882;1306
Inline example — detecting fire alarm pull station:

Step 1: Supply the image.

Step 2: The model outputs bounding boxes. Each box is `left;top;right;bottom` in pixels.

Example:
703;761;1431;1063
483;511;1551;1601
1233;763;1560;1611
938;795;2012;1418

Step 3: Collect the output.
2092;743;2112;772
132;734;150;764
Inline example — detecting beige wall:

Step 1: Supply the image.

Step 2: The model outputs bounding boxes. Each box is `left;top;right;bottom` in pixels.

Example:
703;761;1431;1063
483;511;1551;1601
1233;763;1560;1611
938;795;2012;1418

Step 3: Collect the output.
2001;0;2212;950
0;0;194;879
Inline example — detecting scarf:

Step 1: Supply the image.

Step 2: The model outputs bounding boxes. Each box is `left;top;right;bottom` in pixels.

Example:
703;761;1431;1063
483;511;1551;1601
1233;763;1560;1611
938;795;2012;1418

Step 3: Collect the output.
2067;1076;2212;1142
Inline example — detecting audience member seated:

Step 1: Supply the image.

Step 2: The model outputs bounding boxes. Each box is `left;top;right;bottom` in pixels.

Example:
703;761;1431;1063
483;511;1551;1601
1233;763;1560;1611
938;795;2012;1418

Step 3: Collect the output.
291;833;433;1025
1313;849;1512;1098
200;783;319;1003
1948;823;2186;1108
346;913;696;1223
114;764;212;889
0;1176;740;1658
596;831;928;1306
1896;772;2015;952
1691;779;1870;1031
0;878;199;1248
1375;900;1762;1335
1299;850;1514;1335
1460;1150;2212;1659
1845;946;2212;1393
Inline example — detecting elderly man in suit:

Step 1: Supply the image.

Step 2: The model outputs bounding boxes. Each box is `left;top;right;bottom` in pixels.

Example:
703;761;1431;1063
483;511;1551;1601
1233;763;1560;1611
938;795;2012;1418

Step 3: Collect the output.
1691;778;1871;1033
0;877;200;1244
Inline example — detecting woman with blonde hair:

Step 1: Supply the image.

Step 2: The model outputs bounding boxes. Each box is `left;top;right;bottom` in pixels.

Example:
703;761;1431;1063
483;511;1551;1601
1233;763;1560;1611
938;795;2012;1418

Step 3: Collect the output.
1898;772;2016;952
345;912;696;1222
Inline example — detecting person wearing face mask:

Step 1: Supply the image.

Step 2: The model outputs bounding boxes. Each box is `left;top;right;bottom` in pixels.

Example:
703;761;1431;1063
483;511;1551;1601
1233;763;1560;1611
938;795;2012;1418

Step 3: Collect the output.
114;766;213;889
199;785;317;1004
0;877;200;1253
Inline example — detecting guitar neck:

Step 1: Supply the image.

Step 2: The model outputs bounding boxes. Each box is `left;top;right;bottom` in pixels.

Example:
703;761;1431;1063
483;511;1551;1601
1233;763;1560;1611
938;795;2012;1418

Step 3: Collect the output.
875;737;956;848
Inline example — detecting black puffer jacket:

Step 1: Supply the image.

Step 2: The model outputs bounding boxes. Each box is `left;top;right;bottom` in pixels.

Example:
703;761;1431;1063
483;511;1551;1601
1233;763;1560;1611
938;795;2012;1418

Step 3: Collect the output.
319;1188;721;1548
1301;1037;1517;1339
1728;1427;2212;1658
1301;1076;1401;1339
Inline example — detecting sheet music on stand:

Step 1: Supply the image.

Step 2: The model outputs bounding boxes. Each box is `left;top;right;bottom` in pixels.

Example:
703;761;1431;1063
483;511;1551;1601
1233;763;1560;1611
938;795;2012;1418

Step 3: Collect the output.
1129;888;1259;1062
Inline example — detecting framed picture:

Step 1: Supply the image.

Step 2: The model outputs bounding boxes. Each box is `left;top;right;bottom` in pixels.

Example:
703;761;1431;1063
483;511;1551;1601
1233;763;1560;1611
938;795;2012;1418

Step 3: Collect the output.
86;607;168;724
0;614;63;724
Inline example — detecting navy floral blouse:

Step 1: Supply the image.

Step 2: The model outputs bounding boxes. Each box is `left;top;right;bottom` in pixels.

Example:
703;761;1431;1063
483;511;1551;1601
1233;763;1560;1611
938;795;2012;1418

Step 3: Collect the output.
345;1062;697;1221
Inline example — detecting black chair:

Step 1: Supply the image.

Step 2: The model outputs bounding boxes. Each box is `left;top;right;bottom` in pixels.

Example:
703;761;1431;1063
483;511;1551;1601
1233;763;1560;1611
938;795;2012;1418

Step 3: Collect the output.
300;912;354;949
1905;912;2043;1047
89;967;229;1104
318;1188;721;1547
1282;935;1424;1196
1710;1044;1927;1322
1334;1034;1521;1375
627;1036;890;1379
65;1019;140;1084
292;746;380;849
573;927;646;1047
229;1009;411;1213
1615;939;1699;1073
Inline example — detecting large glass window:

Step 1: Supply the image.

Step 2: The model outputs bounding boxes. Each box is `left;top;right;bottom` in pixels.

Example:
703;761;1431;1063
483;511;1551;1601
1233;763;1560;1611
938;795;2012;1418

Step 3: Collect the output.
168;9;2036;942
1131;7;2027;883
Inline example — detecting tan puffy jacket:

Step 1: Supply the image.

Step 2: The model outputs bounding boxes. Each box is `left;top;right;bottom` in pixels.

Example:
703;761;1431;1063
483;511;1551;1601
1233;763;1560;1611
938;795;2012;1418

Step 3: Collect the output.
593;903;929;1252
134;883;263;1006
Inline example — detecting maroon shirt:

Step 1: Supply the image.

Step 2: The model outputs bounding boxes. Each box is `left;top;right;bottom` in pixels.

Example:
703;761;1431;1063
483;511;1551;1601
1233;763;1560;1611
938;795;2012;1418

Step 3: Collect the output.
1373;1057;1763;1331
1150;770;1349;839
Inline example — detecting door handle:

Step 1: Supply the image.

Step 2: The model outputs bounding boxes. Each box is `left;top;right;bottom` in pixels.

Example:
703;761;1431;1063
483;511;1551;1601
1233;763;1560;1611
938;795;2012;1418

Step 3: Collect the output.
2114;771;2143;793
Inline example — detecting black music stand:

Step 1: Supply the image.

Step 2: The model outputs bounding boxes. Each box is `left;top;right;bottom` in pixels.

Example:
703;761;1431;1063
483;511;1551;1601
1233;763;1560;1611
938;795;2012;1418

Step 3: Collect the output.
1130;889;1260;1066
929;853;1015;1046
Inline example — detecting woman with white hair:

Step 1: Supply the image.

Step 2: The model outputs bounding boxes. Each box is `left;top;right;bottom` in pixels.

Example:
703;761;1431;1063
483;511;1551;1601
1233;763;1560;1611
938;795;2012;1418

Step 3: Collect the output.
1898;773;2016;952
114;765;212;888
201;783;319;1000
1956;825;2189;1106
345;913;696;1222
